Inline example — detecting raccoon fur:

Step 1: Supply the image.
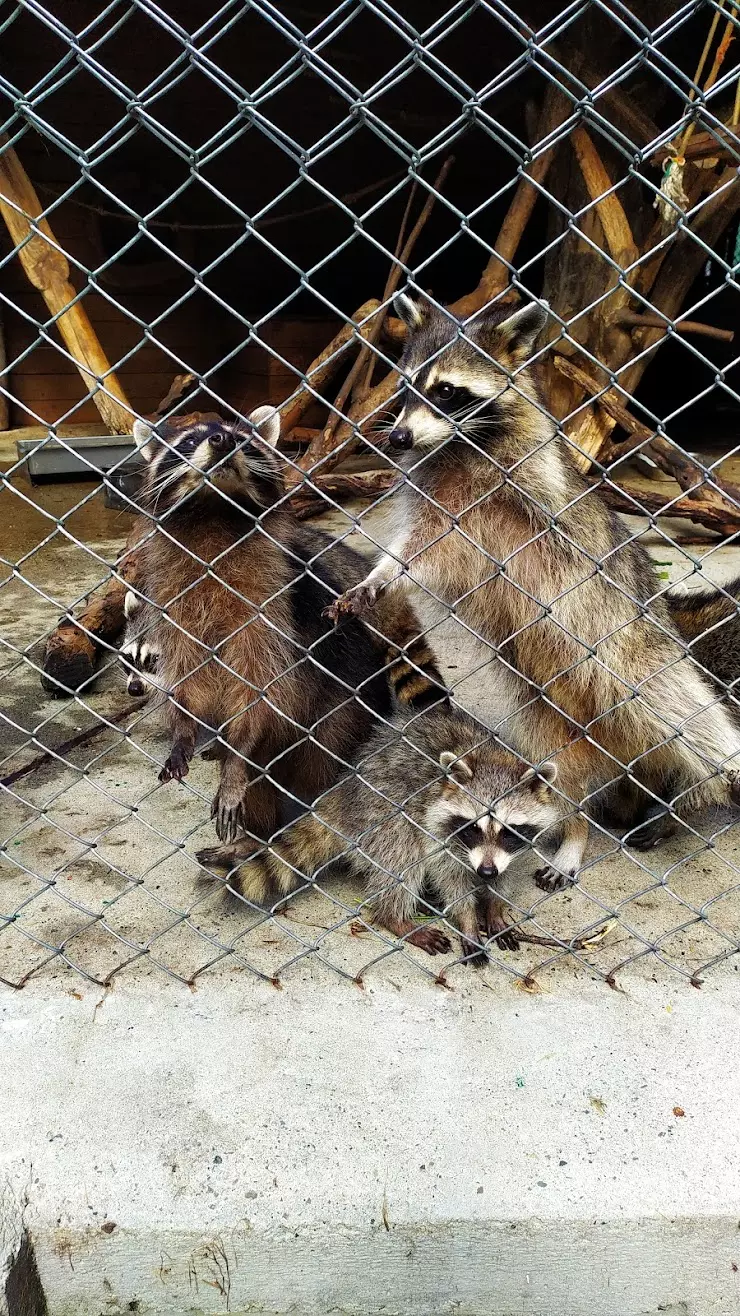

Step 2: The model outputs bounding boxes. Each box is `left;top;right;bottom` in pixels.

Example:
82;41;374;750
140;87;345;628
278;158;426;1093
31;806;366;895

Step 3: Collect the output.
197;705;561;963
667;577;740;693
326;294;740;879
127;407;446;843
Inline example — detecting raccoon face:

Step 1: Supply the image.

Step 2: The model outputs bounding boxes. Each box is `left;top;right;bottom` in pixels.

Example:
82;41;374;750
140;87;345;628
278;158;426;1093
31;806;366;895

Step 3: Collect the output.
388;294;548;451
133;405;282;513
430;747;559;878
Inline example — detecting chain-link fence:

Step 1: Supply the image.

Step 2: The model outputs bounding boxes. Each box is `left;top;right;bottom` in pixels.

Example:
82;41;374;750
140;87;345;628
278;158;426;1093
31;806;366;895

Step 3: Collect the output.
3;0;740;989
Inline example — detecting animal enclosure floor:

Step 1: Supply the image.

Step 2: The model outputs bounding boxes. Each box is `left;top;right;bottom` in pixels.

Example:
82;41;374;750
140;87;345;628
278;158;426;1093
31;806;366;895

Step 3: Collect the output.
3;465;740;994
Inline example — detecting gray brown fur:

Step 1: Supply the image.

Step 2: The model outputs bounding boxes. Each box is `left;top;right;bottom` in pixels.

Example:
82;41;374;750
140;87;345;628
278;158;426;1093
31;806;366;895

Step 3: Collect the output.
197;706;561;962
128;408;445;844
328;296;740;874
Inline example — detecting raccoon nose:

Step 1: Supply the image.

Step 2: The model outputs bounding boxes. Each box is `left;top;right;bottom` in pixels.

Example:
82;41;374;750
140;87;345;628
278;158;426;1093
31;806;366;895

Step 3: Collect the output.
477;862;498;879
210;429;236;452
388;426;413;450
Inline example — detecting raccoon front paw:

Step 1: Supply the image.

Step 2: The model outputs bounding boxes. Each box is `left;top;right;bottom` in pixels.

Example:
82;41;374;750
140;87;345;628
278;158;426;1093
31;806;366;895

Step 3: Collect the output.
625;807;676;851
211;792;246;844
484;918;520;952
458;935;489;967
159;744;191;783
405;926;451;956
534;866;575;893
324;582;379;623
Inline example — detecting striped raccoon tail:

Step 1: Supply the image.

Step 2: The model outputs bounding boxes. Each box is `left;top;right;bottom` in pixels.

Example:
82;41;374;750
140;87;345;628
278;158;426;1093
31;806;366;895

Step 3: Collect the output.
375;596;449;711
196;811;343;905
667;577;740;689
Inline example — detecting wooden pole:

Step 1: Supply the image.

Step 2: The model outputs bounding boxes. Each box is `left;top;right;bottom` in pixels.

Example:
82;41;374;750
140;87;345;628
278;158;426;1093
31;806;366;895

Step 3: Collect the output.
0;140;132;434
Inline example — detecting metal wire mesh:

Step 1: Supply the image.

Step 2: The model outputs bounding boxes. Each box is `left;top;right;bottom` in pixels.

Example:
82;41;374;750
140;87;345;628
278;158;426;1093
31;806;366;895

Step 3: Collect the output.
3;0;740;989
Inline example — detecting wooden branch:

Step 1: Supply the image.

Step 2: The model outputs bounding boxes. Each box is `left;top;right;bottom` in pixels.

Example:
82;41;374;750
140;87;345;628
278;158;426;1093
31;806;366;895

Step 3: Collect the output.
650;126;740;165
597;481;740;537
570;125;638;267
616;311;734;343
553;353;740;532
450;85;570;320
152;371;197;418
289;468;398;518
0;139;132;434
279;298;381;437
302;157;454;477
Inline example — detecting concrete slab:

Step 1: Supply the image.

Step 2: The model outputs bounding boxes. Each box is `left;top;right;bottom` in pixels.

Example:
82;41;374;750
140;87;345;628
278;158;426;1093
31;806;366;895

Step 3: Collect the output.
2;973;740;1316
3;468;740;1315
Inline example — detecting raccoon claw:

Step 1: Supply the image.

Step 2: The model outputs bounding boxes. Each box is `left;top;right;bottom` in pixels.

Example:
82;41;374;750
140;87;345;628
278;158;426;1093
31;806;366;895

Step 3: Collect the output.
458;937;488;967
324;583;378;623
159;745;190;783
212;794;245;843
626;808;675;851
196;845;230;870
534;866;574;893
405;926;451;956
486;920;520;952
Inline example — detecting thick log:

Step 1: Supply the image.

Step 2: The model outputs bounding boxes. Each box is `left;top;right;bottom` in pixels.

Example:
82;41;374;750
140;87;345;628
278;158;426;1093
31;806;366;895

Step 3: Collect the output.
0;139;132;434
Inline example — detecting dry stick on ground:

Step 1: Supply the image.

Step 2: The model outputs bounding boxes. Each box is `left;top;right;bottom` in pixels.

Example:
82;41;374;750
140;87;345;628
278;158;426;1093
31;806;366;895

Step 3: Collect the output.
279;297;381;440
301;155;454;476
0;139;132;434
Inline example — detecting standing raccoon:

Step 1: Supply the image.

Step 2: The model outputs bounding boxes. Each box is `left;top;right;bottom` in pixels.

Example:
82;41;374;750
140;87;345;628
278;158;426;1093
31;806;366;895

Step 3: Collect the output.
197;706;561;962
127;407;445;843
327;295;740;881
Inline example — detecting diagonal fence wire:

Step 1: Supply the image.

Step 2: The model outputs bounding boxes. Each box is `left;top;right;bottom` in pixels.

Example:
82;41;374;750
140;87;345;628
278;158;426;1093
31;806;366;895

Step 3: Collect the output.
2;0;740;989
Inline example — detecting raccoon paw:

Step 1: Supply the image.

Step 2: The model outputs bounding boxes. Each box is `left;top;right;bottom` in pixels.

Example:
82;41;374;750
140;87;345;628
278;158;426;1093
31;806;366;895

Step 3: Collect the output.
625;807;675;851
159;744;190;783
458;936;489;967
486;921;520;953
324;582;378;623
200;741;224;762
211;793;246;844
534;866;574;893
405;926;451;956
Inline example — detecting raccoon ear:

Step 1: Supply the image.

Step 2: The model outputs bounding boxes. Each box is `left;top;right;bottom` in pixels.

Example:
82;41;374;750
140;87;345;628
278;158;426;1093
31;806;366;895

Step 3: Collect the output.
519;760;558;793
485;300;549;363
439;750;474;784
132;419;157;462
249;405;280;448
393;292;426;331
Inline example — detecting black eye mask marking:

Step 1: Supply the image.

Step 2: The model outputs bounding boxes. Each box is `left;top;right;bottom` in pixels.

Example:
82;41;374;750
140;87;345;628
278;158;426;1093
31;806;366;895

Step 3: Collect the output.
447;815;483;849
498;823;540;853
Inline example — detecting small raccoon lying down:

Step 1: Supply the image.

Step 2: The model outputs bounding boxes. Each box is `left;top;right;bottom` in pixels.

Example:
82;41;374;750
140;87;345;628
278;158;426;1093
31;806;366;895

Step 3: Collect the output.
197;706;561;963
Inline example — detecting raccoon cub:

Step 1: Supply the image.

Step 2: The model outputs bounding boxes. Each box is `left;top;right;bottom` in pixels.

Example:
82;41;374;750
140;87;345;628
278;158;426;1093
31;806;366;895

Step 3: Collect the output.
127;407;445;843
327;294;740;879
197;706;561;963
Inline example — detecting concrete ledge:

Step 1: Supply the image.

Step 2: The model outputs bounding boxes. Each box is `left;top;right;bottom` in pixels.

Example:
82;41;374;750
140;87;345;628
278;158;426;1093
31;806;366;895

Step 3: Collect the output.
2;974;740;1315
